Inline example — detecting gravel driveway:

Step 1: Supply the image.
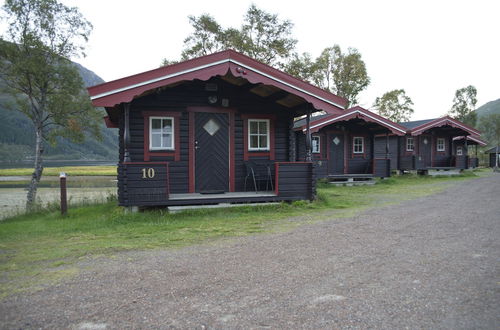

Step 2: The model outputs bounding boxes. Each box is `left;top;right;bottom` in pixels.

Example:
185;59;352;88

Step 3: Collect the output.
1;174;499;329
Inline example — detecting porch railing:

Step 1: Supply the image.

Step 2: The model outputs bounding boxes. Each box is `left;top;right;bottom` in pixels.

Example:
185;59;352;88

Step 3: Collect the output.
275;162;314;200
118;162;169;206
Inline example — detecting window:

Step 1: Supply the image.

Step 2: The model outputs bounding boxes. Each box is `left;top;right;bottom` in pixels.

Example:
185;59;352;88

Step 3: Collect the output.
437;138;445;152
149;117;174;150
456;146;463;156
312;136;321;153
248;119;270;151
406;137;414;151
353;137;364;154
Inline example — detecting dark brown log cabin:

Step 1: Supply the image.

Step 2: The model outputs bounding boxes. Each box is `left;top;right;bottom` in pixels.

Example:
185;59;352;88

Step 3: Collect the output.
397;116;484;171
294;106;407;178
485;146;500;168
452;135;487;168
87;50;348;207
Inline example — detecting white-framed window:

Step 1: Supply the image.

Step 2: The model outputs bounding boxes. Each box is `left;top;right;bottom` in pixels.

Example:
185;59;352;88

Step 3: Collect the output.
456;146;463;156
312;136;321;153
149;116;174;150
406;137;414;151
248;119;270;151
437;138;445;152
353;137;364;154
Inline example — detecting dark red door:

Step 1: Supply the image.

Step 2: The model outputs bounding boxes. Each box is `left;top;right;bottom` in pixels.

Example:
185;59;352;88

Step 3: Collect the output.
194;112;229;193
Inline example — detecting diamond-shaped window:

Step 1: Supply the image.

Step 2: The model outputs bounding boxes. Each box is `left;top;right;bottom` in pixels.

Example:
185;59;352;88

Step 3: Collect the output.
333;137;340;145
203;119;220;136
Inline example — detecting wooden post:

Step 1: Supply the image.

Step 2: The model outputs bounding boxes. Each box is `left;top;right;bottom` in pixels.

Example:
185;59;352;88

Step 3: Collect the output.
123;102;131;162
305;107;312;162
464;134;468;169
288;117;296;162
385;132;390;177
60;172;67;216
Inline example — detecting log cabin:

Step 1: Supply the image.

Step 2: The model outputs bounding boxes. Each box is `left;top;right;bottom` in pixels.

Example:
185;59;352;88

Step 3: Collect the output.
294;106;407;182
485;146;500;168
452;135;487;168
87;50;348;208
397;116;484;174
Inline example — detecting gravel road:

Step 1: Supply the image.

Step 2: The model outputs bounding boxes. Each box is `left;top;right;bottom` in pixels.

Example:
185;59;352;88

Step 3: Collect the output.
1;174;499;329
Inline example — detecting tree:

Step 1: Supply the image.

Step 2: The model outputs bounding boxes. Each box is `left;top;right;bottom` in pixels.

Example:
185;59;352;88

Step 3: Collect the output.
285;52;319;82
0;0;100;210
449;85;477;127
313;45;370;106
180;5;297;68
373;89;414;122
180;14;227;59
175;6;369;107
160;58;178;67
479;113;500;170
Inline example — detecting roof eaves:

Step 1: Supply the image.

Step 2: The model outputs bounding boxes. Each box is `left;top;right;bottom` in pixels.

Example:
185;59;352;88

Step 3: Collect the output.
303;108;407;135
410;116;481;136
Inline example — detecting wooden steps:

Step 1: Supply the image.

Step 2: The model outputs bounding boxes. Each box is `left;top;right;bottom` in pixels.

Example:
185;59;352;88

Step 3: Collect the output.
327;174;376;186
420;167;462;176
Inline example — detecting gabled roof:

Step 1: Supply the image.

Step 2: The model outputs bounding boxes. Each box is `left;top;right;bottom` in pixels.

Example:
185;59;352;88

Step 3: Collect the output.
399;119;434;129
294;106;407;135
485;146;500;153
406;116;481;136
452;135;488;146
293;113;331;128
87;49;347;113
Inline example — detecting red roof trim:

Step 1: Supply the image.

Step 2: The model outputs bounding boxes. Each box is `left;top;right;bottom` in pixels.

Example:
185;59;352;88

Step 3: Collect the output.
103;116;118;128
298;106;407;135
410;116;481;136
452;135;487;146
87;50;347;113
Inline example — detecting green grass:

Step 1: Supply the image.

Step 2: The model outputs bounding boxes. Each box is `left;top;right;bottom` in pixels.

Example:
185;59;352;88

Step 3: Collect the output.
0;170;486;299
0;165;117;176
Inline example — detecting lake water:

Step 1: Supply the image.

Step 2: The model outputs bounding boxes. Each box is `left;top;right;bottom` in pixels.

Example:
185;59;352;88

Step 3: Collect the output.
0;175;116;219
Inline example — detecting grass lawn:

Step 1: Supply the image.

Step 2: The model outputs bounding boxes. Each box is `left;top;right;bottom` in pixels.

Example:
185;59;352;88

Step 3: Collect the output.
0;170;486;299
0;165;117;176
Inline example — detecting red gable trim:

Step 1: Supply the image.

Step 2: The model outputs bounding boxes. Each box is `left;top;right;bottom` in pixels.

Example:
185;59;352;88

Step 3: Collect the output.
103;116;118;128
87;50;347;113
452;135;487;146
410;116;481;136
301;106;407;135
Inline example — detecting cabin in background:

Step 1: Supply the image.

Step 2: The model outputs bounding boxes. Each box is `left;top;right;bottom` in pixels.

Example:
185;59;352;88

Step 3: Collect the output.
397;116;483;174
87;50;348;208
294;106;407;182
485;146;500;168
452;135;487;168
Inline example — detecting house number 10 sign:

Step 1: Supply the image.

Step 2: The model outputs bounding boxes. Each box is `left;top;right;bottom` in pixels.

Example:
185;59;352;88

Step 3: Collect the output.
141;168;155;179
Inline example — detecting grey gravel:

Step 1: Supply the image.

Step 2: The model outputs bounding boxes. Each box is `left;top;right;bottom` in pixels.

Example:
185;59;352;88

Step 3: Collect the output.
1;174;499;329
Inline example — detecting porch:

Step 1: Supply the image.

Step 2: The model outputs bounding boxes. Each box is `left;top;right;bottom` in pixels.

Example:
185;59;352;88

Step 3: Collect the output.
400;154;470;171
118;161;314;207
168;191;278;205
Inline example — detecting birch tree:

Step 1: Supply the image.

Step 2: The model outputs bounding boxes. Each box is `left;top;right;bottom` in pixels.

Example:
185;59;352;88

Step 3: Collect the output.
0;0;100;210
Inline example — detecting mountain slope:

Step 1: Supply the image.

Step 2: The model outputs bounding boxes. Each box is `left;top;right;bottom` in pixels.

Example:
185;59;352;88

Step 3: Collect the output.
475;98;500;119
0;62;118;163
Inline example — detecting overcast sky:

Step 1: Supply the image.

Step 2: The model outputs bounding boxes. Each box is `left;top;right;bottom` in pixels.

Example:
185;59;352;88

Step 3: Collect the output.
6;0;500;120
